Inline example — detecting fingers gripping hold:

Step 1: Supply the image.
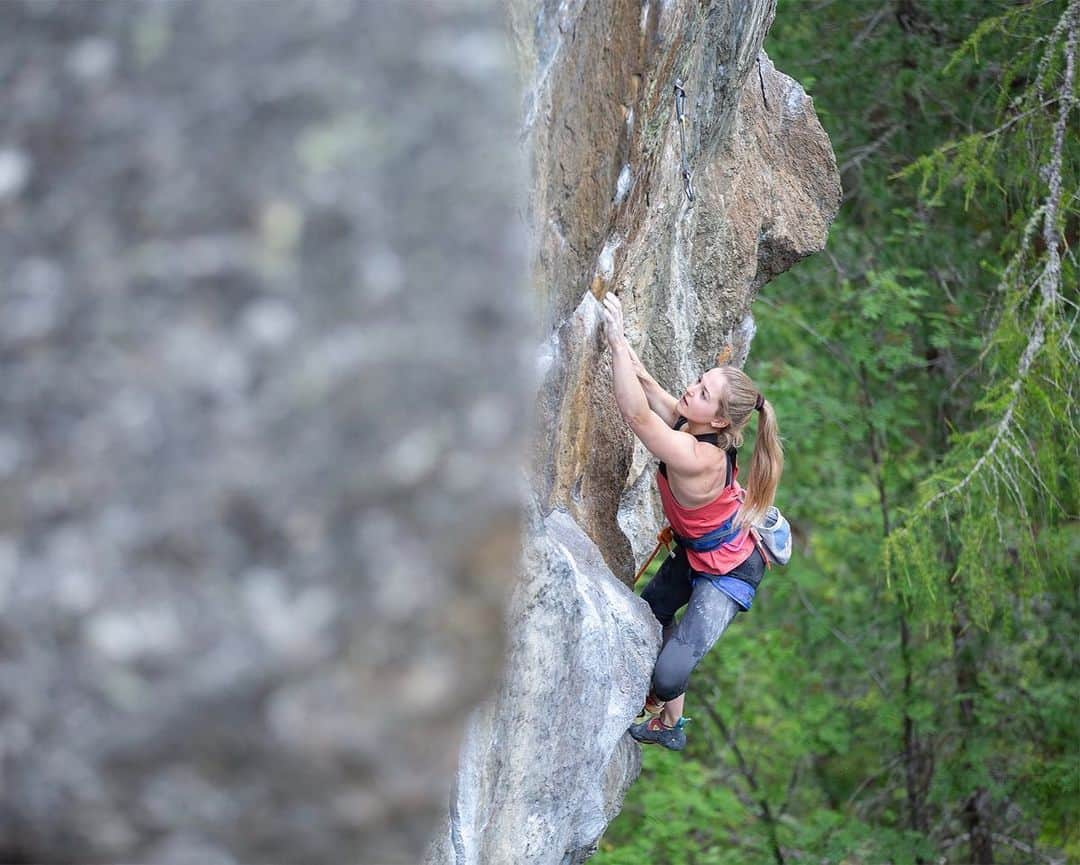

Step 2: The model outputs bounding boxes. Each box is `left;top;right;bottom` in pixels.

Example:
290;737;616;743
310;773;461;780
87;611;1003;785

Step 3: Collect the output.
600;291;627;348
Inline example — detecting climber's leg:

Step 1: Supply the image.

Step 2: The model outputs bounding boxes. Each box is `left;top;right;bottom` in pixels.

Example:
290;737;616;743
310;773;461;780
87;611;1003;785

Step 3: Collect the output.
633;553;764;748
651;578;740;705
640;545;693;628
651;549;765;716
637;547;693;714
659;693;685;728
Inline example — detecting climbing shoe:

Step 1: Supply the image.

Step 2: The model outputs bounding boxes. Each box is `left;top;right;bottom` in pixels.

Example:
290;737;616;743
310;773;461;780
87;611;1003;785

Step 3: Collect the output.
632;691;667;724
628;715;690;751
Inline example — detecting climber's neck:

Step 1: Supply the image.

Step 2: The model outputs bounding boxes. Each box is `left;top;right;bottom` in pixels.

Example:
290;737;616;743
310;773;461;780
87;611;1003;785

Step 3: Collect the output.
683;419;726;438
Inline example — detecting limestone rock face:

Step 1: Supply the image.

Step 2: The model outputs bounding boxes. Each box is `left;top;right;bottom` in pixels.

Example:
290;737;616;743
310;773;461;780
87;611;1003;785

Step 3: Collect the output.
0;2;528;864
431;0;840;863
521;0;841;579
426;506;660;865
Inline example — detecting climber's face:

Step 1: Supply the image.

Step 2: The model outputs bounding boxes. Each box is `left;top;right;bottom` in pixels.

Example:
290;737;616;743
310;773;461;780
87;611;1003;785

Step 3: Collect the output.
678;368;728;429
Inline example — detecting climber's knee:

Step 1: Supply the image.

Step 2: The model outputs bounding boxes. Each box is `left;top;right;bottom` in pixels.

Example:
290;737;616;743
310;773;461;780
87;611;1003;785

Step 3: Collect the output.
652;637;694;701
652;676;685;703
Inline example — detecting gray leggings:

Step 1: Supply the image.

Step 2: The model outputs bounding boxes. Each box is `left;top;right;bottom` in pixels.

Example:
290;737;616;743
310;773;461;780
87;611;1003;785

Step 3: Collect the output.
641;545;763;700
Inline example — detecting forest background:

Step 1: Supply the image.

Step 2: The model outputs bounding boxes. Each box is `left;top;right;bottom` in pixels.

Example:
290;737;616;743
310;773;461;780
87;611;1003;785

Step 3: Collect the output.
595;1;1078;863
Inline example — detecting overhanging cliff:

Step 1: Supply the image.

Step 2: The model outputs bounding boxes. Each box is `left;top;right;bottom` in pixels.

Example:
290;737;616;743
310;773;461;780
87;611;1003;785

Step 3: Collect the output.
427;1;841;862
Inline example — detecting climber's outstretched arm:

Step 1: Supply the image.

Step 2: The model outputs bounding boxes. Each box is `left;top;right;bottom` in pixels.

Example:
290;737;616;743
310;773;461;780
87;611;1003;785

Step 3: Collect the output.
603;293;707;473
626;343;680;427
603;296;649;422
598;293;679;427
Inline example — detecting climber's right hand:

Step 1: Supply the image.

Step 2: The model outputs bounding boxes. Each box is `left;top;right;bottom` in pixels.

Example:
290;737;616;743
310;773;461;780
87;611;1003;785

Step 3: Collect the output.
600;292;628;351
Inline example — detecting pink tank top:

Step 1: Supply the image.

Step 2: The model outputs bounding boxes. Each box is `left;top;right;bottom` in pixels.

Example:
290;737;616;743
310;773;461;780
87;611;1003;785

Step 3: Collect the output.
656;431;757;576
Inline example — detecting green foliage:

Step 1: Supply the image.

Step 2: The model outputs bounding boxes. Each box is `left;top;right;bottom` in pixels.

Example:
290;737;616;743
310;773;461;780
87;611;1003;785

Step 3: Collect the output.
883;0;1079;623
597;2;1078;864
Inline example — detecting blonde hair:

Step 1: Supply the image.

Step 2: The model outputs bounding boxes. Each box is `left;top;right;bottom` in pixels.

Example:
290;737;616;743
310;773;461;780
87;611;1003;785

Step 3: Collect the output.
710;366;784;533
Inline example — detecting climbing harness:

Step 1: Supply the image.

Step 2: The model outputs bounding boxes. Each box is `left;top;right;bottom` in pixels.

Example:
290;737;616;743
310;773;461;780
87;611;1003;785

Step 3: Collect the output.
673;514;742;552
635;512;783;584
634;511;746;582
634;513;774;584
673;79;694;202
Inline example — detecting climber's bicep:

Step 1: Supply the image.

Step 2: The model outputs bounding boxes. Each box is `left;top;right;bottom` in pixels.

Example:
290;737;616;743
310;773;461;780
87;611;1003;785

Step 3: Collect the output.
626;410;700;472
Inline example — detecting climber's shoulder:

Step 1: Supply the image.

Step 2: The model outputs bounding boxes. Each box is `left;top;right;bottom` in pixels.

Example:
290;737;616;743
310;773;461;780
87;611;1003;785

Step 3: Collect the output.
626;410;720;476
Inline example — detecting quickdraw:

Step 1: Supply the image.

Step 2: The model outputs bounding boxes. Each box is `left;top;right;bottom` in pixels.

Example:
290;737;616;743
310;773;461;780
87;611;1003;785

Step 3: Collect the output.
673;79;694;202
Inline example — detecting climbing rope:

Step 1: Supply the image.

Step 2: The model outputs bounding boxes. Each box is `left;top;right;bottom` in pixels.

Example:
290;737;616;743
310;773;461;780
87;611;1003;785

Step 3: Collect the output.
634;525;675;584
673;79;694;202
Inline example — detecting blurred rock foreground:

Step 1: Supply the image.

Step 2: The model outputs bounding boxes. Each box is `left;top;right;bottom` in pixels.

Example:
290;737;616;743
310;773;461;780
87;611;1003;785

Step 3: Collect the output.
0;1;837;864
1;2;528;864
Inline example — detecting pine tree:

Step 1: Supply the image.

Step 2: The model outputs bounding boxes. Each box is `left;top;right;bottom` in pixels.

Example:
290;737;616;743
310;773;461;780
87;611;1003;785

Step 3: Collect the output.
598;3;1078;863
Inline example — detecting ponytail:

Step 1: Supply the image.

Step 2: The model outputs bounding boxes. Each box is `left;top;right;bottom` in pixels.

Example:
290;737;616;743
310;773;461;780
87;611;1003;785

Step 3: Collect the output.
733;397;783;533
710;367;784;533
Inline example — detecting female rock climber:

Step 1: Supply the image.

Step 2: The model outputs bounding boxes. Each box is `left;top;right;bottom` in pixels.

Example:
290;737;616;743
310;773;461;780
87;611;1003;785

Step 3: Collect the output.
600;292;784;751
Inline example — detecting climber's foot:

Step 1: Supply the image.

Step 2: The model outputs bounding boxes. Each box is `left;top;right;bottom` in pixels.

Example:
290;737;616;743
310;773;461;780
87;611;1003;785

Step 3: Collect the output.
628;715;688;751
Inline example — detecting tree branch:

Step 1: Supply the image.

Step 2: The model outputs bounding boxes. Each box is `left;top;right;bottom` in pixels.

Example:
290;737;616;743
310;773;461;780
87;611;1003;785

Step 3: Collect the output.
909;1;1077;521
